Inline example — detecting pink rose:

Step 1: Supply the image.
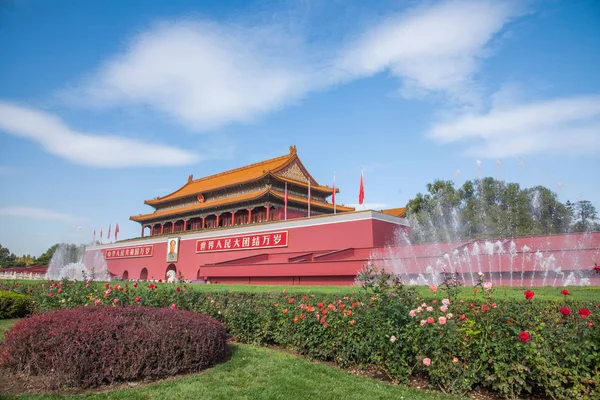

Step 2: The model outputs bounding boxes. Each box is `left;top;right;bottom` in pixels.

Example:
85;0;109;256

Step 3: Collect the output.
452;357;459;363
423;358;431;366
438;316;447;325
483;282;493;290
135;297;141;303
440;305;448;313
113;298;119;304
409;310;417;317
420;319;427;326
429;285;437;292
442;298;450;306
94;299;101;305
426;306;434;312
171;303;177;309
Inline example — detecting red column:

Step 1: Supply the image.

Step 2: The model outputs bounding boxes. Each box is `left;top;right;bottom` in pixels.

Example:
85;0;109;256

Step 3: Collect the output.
247;209;252;224
160;224;164;235
201;217;206;229
266;204;270;221
141;226;145;238
183;220;188;231
231;211;235;226
216;214;220;227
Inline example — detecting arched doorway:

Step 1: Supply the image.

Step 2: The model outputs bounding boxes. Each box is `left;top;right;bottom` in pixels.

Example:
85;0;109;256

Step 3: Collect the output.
166;264;177;282
122;270;129;280
140;268;148;281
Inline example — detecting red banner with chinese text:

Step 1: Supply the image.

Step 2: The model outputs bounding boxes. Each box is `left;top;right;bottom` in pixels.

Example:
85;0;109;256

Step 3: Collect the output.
196;231;288;253
104;245;154;259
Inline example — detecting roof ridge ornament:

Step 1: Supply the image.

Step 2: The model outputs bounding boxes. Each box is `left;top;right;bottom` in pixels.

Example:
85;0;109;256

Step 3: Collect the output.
289;145;297;154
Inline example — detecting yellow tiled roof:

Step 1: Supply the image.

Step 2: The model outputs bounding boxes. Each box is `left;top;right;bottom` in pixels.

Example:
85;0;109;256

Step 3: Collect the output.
144;146;331;206
269;190;355;212
131;187;354;222
132;189;270;222
380;207;407;218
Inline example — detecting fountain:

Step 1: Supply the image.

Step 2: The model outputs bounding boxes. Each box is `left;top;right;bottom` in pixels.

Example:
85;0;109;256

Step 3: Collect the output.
45;243;111;281
368;187;600;287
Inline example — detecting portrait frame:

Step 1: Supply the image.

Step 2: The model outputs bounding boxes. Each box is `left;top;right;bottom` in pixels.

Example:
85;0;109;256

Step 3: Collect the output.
166;237;180;263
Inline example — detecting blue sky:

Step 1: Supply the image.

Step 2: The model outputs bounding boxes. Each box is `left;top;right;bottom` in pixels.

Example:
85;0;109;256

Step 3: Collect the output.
0;0;599;257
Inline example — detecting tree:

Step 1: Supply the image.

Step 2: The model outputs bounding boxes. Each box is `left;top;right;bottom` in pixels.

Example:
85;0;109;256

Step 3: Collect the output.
405;177;578;243
36;244;59;266
0;243;17;269
570;200;599;232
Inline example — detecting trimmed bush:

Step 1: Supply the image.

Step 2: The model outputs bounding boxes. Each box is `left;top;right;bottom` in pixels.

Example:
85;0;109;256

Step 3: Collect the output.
0;306;228;388
0;290;33;319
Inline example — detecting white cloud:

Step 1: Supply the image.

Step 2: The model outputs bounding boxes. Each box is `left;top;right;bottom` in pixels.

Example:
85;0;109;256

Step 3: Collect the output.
64;0;525;130
0;206;84;222
336;0;526;106
428;95;600;158
67;20;315;130
0;101;199;167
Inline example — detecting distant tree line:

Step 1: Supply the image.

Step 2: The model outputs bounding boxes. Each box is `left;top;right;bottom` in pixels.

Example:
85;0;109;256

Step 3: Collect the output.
0;243;59;269
406;177;599;244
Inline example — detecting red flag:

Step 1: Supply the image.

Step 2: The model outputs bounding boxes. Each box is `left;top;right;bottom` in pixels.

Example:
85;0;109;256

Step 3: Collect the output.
108;224;111;241
284;182;288;221
332;173;336;214
115;223;119;241
358;168;364;205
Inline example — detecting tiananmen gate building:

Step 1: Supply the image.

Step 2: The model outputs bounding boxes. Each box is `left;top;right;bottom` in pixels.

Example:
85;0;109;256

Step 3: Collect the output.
92;146;411;285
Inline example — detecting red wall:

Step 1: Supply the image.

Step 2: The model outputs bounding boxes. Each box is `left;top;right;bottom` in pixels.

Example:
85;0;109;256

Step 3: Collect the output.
102;216;406;282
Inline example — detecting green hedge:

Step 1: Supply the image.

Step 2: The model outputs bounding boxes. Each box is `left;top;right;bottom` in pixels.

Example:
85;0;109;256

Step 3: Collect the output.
2;279;599;399
0;290;33;319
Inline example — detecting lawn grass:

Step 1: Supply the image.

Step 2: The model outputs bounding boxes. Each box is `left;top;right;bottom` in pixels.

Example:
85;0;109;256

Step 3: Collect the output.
4;342;465;400
0;318;19;340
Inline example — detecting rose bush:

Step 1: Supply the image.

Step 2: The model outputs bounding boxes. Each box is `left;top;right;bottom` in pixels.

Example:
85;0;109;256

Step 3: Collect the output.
1;278;598;399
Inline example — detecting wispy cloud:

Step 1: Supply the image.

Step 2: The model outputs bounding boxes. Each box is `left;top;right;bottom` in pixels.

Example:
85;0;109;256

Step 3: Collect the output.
64;0;525;130
335;0;527;106
0;101;199;167
428;95;600;158
0;206;84;222
65;20;314;130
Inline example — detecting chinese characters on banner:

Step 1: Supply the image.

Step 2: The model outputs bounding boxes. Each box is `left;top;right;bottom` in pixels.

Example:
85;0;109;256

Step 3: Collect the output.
104;245;154;259
196;231;288;253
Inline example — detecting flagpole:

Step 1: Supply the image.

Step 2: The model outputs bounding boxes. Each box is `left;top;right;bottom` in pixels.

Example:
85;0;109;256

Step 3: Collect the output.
308;178;311;218
333;172;336;214
284;182;288;221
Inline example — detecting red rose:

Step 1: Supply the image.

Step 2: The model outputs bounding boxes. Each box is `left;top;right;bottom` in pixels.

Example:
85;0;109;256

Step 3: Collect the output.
524;290;535;300
560;307;570;316
561;289;569;295
482;304;489;312
579;308;591;318
104;283;109;288
288;298;295;304
518;331;530;343
133;282;138;288
135;297;141;303
176;287;181;292
588;322;594;327
317;302;324;308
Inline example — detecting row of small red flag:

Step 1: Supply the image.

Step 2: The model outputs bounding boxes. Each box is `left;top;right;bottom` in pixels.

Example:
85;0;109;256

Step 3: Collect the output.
93;223;119;243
